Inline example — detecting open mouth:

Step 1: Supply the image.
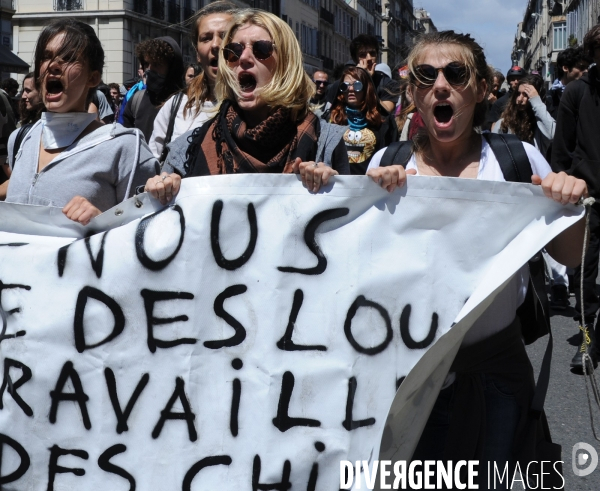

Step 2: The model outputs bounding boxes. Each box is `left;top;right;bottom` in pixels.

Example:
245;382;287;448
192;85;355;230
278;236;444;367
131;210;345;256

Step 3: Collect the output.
433;103;453;124
239;73;257;93
46;79;64;95
209;58;218;68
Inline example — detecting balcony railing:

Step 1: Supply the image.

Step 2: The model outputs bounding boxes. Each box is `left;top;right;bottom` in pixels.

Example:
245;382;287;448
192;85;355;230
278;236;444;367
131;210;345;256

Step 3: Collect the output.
151;0;164;19
133;0;148;14
54;0;83;10
320;7;334;25
167;0;180;23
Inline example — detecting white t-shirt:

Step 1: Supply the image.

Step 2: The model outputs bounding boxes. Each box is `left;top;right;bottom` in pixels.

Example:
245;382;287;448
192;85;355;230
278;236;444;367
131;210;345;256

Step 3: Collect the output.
369;138;552;345
149;94;216;159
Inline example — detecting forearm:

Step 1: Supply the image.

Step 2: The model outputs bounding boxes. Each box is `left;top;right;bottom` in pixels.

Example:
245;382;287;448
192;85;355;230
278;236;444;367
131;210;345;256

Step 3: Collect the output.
545;214;587;268
0;180;8;200
530;96;556;139
380;100;395;113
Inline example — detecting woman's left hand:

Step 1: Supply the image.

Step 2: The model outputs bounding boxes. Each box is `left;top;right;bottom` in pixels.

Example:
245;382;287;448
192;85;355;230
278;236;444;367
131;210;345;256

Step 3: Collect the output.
532;172;588;205
293;158;339;192
62;196;102;225
520;83;539;99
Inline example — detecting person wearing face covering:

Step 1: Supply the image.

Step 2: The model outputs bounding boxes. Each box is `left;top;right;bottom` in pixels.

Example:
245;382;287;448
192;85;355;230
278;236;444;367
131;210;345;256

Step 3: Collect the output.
122;36;185;142
5;19;158;225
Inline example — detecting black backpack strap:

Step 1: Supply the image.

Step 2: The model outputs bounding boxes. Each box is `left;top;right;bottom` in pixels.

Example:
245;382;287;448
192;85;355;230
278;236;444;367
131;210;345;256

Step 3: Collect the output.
483;131;552;418
379;141;414;168
482;132;532;183
159;91;185;165
11;123;33;169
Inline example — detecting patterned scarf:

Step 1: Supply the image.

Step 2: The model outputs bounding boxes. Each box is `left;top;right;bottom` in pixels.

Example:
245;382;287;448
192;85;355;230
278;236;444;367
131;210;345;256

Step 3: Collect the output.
192;101;319;175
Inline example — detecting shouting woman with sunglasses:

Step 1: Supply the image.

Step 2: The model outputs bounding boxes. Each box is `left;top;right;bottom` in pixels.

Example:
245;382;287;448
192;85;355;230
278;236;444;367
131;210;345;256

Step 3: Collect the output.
145;9;348;201
365;31;587;485
322;66;397;174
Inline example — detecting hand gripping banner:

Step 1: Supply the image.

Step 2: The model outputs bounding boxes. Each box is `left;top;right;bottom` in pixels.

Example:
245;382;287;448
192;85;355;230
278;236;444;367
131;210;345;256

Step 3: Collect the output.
0;175;583;490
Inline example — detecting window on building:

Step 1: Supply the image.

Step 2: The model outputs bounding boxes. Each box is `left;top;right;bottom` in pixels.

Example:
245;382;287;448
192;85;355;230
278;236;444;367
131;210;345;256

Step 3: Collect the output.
296;22;300;41
54;0;83;10
553;21;567;50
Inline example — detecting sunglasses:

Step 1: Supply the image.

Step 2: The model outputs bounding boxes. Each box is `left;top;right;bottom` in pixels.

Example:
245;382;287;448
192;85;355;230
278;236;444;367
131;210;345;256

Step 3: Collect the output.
222;40;275;62
410;62;469;88
340;81;364;92
358;49;377;58
314;80;329;86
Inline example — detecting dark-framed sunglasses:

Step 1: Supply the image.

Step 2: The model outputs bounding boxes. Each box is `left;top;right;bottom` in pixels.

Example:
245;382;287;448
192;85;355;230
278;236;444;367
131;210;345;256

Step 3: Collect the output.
340;80;364;92
222;40;275;62
314;80;329;87
410;62;469;88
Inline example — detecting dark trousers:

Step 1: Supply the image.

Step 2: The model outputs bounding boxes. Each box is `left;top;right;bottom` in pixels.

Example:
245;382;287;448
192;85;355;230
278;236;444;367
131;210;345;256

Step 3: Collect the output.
574;204;600;326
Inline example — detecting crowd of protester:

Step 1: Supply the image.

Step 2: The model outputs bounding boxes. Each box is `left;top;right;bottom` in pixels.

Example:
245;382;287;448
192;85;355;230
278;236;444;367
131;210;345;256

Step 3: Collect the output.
0;3;598;486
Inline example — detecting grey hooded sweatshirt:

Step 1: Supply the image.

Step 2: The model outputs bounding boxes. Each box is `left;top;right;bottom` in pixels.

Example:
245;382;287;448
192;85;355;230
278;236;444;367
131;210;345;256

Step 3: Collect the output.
6;121;158;211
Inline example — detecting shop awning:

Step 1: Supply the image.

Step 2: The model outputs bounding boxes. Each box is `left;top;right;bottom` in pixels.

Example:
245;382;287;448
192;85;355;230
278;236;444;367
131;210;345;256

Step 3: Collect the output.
0;45;30;74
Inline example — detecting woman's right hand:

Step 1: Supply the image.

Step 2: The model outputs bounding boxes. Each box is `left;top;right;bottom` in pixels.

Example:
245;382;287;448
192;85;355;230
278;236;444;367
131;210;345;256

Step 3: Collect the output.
293;158;339;193
144;172;181;205
366;165;416;192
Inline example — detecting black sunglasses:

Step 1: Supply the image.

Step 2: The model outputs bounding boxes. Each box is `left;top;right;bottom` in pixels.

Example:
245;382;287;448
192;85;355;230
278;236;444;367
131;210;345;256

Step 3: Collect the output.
410;62;469;88
340;80;364;92
222;41;275;62
314;80;329;86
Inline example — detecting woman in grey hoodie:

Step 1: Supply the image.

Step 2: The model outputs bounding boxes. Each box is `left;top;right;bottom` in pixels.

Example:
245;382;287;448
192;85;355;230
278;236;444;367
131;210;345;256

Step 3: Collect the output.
491;74;555;158
6;19;157;225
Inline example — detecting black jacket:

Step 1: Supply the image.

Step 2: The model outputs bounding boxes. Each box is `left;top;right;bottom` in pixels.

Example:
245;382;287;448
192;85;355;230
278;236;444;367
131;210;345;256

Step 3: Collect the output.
551;67;600;198
485;90;512;128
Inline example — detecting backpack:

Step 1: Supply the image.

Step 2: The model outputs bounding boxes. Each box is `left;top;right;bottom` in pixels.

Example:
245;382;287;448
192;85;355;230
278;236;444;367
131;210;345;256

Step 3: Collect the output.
130;89;146;122
379;132;553;415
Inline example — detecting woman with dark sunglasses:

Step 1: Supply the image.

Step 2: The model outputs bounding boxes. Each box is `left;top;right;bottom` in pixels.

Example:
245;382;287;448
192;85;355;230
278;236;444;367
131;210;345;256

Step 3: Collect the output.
144;9;349;201
365;31;587;486
321;65;397;174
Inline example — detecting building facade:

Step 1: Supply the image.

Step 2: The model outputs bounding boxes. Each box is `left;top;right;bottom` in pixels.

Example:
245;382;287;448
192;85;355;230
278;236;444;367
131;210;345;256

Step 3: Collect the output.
8;0;427;83
12;0;205;84
0;0;15;79
380;0;415;69
413;7;435;35
512;0;600;87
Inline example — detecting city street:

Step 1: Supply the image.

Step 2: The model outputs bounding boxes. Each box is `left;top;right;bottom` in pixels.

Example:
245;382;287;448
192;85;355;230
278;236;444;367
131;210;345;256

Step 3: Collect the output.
527;301;600;490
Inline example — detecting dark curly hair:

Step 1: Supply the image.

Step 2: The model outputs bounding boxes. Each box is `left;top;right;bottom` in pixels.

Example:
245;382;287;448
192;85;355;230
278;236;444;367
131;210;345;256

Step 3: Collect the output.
329;66;383;128
556;47;590;78
350;34;379;63
136;38;175;68
499;74;545;144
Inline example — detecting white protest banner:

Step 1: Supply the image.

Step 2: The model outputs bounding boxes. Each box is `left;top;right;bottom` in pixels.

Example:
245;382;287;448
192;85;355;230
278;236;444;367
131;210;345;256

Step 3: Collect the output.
0;175;583;490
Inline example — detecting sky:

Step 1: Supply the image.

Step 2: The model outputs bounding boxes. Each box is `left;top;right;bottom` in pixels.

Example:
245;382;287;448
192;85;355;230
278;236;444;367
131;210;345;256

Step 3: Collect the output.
413;0;529;74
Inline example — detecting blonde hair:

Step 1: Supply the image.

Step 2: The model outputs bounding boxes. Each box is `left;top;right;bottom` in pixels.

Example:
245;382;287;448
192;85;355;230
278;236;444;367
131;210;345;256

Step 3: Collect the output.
215;9;315;122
